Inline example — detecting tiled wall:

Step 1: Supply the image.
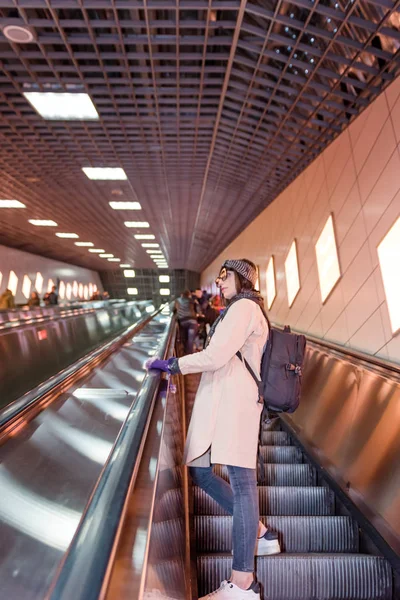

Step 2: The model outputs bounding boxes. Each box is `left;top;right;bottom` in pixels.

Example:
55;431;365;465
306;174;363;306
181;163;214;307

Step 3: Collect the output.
201;75;400;364
0;244;102;304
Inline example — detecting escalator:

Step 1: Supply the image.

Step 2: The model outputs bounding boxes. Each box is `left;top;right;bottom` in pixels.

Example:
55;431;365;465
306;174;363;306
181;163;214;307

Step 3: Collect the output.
0;312;399;599
192;414;391;599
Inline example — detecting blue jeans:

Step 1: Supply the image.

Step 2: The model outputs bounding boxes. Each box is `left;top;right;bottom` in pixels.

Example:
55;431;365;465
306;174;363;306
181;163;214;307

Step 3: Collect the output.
190;465;258;572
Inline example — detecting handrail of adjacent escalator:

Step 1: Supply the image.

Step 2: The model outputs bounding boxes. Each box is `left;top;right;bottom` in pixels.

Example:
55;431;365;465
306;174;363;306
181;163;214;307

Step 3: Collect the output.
47;313;176;600
272;320;400;378
0;304;165;430
0;299;150;331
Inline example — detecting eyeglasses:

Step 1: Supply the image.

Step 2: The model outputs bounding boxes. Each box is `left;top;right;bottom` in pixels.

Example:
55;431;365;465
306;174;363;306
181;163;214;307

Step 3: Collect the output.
215;267;228;286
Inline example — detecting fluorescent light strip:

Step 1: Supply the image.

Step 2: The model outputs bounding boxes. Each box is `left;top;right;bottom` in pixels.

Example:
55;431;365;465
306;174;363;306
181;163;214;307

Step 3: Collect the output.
83;167;127;180
120;264;131;268
134;234;155;240
108;258;120;262
56;233;79;239
89;249;105;253
29;219;57;227
99;254;114;258
124;221;150;228
147;250;163;254
109;201;141;210
127;288;138;295
123;270;136;278
142;243;160;248
0;199;26;208
24;92;99;120
75;242;94;247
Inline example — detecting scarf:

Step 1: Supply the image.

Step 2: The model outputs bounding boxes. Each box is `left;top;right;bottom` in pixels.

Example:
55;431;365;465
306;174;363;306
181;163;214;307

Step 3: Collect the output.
205;290;266;348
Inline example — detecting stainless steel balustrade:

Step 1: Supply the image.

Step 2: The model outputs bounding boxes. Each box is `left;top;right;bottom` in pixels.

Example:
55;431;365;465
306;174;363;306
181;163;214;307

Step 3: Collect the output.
0;305;176;600
0;300;156;408
47;314;178;600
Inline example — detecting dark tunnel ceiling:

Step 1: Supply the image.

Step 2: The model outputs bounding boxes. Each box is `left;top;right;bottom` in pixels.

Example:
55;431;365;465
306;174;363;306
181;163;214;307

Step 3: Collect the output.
0;0;399;272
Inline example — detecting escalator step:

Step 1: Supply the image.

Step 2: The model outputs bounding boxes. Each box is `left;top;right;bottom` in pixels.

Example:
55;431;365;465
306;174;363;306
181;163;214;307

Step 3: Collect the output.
195;515;359;553
258;445;303;464
260;431;292;446
197;554;392;599
214;464;317;486
194;486;335;516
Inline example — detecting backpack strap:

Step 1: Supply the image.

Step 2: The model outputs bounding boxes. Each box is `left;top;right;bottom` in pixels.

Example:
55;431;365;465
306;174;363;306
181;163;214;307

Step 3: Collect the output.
236;350;264;401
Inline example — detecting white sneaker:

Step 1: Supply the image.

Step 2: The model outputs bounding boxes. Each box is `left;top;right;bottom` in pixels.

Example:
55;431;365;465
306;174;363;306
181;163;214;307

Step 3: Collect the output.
200;580;260;600
255;529;281;556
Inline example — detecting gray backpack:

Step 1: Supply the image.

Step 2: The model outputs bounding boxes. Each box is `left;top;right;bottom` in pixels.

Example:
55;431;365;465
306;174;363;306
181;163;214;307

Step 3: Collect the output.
237;304;306;413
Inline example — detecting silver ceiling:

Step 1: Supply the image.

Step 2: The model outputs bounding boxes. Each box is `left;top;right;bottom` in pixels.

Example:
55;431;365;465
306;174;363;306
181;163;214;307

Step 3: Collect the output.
0;0;399;271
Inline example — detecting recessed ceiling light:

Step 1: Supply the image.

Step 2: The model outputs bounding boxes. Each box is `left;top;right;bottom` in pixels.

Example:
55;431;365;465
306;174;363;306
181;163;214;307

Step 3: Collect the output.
75;242;94;247
29;219;57;226
124;221;150;228
124;270;136;278
83;167;127;180
109;201;141;210
120;264;131;268
159;275;170;283
56;233;79;239
0;199;26;208
99;254;114;258
89;248;105;253
134;234;155;240
142;243;160;248
24;92;99;120
160;289;170;296
157;265;168;269
108;258;120;262
3;25;34;44
127;288;138;295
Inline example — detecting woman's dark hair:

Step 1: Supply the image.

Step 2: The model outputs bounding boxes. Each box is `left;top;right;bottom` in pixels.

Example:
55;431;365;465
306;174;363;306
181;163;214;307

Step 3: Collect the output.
232;258;257;294
182;289;191;298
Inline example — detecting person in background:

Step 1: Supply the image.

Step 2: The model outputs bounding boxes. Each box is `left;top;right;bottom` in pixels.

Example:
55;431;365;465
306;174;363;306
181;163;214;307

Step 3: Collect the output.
102;291;110;300
90;291;102;301
174;290;199;354
28;291;40;307
192;288;203;316
43;285;58;306
200;289;211;312
0;288;16;310
211;293;223;312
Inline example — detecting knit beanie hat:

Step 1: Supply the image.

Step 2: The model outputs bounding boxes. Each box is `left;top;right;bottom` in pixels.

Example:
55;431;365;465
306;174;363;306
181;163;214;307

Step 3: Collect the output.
222;259;258;287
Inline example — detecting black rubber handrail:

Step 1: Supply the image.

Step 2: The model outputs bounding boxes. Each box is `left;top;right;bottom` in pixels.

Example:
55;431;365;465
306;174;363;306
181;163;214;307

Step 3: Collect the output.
273;321;400;377
47;312;176;600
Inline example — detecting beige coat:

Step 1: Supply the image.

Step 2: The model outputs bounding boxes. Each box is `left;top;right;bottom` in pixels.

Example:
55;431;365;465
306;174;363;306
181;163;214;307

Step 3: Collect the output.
179;299;269;469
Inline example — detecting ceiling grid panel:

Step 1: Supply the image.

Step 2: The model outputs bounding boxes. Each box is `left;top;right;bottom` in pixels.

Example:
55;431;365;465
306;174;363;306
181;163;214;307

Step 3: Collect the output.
0;0;398;271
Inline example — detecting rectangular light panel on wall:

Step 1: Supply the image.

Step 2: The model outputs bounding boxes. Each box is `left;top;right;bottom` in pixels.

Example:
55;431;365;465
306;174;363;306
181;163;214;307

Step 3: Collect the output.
266;257;276;310
22;275;31;299
8;271;18;296
315;214;341;303
35;272;43;295
285;240;300;307
377;215;400;334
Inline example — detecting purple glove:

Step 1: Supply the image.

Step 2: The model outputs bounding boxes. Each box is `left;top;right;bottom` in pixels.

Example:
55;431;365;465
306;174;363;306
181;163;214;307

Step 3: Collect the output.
145;357;180;374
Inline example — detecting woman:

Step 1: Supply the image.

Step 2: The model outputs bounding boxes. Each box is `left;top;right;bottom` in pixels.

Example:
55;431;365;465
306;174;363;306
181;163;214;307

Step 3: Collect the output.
27;291;40;307
149;259;280;600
